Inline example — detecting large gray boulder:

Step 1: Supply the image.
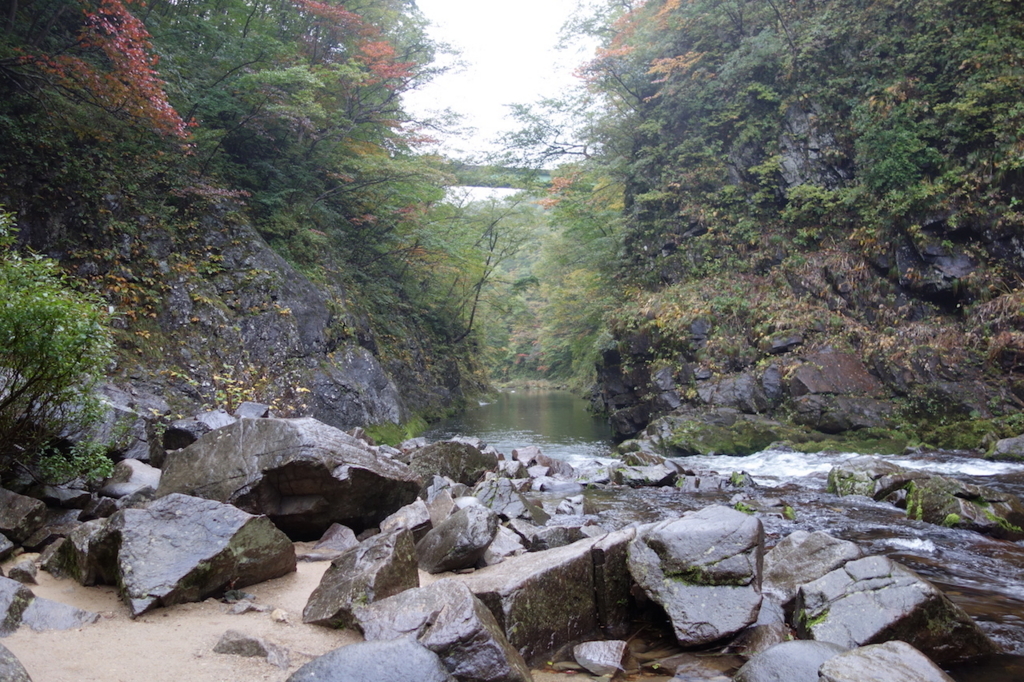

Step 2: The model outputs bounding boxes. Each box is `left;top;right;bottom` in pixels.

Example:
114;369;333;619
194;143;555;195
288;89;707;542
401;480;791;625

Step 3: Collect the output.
416;505;498;574
287;638;456;682
733;640;848;682
409;441;498;488
627;506;763;646
0;643;32;682
157;417;421;538
0;576;98;637
355;578;532;682
302;528;418;629
826;456;924;499
52;493;295;617
818;641;956;682
0;488;46;545
762;531;863;608
794;555;999;665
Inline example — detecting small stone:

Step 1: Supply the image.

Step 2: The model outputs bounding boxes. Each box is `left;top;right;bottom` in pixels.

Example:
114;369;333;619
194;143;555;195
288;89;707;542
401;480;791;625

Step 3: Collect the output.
271;608;290;623
7;560;37;585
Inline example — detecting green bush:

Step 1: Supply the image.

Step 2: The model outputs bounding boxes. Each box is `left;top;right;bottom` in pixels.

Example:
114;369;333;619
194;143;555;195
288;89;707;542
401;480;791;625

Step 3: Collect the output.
0;209;113;479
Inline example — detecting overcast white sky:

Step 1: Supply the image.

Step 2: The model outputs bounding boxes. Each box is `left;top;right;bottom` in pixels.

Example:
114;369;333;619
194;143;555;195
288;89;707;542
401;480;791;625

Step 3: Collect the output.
404;0;594;160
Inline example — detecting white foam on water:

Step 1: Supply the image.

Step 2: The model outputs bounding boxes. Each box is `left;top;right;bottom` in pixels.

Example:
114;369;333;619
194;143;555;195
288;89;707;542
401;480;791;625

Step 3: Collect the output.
892;456;1024;477
884;537;938;553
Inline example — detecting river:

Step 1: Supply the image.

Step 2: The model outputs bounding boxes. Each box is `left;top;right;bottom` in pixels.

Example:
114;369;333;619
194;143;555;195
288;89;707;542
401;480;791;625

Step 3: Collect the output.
426;389;1024;678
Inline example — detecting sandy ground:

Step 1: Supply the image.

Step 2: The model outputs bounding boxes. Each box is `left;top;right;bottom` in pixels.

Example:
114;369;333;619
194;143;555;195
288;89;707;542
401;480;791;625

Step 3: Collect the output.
1;549;674;682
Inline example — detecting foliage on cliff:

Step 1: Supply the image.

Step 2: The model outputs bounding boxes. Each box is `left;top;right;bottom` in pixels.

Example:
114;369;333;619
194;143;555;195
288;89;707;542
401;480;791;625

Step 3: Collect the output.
504;0;1024;446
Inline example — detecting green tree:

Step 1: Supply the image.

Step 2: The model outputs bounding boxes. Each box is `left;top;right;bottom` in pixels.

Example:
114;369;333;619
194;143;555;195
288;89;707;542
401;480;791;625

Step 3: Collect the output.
0;209;113;479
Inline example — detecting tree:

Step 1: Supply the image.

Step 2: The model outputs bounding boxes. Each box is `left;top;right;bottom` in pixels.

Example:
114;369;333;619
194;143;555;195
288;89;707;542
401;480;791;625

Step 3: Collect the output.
0;209;113;479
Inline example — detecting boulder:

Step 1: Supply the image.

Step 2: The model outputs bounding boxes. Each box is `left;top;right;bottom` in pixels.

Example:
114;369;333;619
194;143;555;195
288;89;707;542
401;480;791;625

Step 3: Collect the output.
991;433;1024;460
573;640;630;677
287;638;456;682
380;498;433;542
0;577;33;636
0;535;13;562
592;528;637;639
787;352;884;397
818;641;956;682
0;643;32;682
98;458;161;499
6;560;36;585
826;456;924;500
355;578;532;682
507;519;586;552
299;523;360;562
762;531;863;608
21;509;84;552
794;555;999;664
480;526;526;566
162;409;238;451
904;475;1024;540
303;529;418;629
52;493;295;617
791;395;894;433
416;505;498;573
0;576;98;636
733;640;848;682
213;629;289;669
458;537;604;664
608;464;677;487
627;506;763;646
157;417;421;538
0;488;46;545
473;478;545;523
409;441;498;488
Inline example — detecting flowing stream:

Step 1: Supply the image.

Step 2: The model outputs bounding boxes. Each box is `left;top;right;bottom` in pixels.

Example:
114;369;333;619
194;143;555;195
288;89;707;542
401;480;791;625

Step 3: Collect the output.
426;389;1024;679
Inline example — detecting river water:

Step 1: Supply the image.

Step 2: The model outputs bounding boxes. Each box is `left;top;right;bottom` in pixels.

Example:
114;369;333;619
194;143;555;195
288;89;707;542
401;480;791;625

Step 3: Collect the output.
426;390;1024;678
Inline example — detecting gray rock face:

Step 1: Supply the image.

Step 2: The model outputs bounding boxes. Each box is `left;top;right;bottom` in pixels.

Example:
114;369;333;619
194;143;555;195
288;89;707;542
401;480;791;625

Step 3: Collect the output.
162;409;237;451
480;526;526;567
302;529;418;629
53;493;295;617
0;577;34;636
627;506;764;646
98;459;161;499
0;642;32;682
6;561;36;585
573;640;630;677
733;640;848;682
409;441;498;488
818;641;956;682
300;523;359;562
826;456;925;499
157;417;421;538
380;499;433;542
794;555;999;665
762;531;863;607
416;505;498;574
355;578;532;682
0;488;46;545
287;638;456;682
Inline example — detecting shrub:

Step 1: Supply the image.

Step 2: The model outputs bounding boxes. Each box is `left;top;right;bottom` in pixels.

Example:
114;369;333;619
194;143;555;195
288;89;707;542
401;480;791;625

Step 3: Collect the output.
0;209;113;479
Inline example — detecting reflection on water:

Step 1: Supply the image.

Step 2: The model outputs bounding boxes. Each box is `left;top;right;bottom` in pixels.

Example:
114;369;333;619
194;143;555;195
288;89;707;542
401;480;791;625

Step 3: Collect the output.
424;389;616;464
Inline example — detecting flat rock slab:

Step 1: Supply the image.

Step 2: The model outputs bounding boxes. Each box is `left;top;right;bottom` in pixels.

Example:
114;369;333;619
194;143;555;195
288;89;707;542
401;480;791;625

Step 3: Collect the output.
355;578;532;682
627;506;764;646
733;640;848;682
157;417;421;538
303;529;418;629
286;638;456;682
794;555;998;665
762;530;862;607
818;641;956;682
213;629;289;669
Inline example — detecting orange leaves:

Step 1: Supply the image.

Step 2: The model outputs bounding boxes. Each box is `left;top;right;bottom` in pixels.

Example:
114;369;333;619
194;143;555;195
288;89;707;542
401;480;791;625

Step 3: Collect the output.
359;40;415;86
24;0;189;138
649;51;706;82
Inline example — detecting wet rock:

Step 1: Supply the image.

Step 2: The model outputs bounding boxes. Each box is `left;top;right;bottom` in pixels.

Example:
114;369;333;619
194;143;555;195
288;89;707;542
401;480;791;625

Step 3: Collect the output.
0;642;32;682
627;506;764;646
157;417;421;538
794;555;999;665
787;352;884;397
298;523;359;562
818;641;955;682
22;509;83;552
234;401;271;419
416;505;498;573
473;478;544;522
0;575;98;635
592;528;637;639
0;488;46;545
573;640;630;677
0;577;34;636
791;395;894;433
355;578;532;682
480;526;526;566
7;560;37;585
513;448;574;479
288;638;456;682
53;493;295;617
659;410;803;457
409;441;498;488
507;519;585;552
733;640;848;682
608;464;678;487
991;433;1024;459
162;409;237;451
905;475;1024;540
31;485;91;510
762;531;863;608
80;496;118;521
459;537;604;664
213;629;290;669
553;495;594;516
728;600;789;657
826;456;924;499
497;459;529;478
98;458;162;499
380;499;433;542
303;529;418;629
0;535;14;563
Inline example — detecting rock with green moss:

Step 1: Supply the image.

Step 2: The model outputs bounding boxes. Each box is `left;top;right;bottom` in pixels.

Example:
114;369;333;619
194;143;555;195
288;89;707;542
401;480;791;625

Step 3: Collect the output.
53;493;296;617
904;476;1024;540
627;505;764;646
408;440;498;489
0;643;32;682
793;555;998;665
662;409;806;456
825;457;925;500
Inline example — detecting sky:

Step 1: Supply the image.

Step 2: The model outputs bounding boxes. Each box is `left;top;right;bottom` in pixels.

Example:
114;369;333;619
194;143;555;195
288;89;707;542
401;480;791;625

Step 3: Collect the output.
403;0;596;160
